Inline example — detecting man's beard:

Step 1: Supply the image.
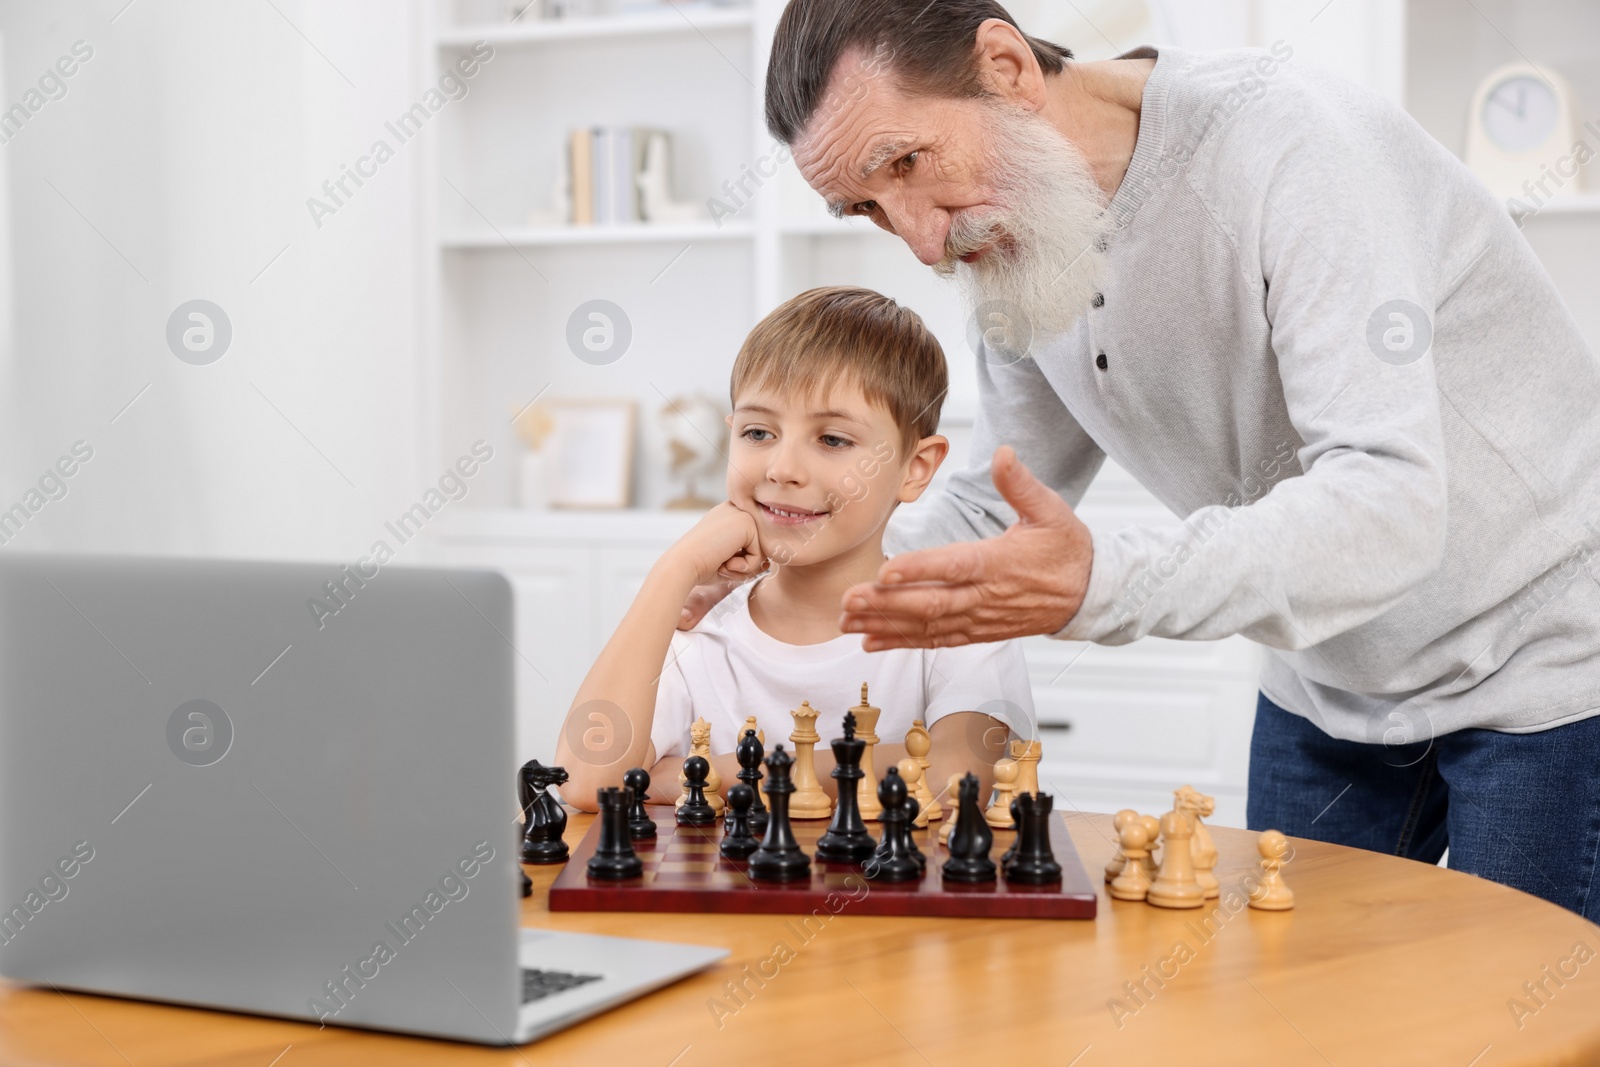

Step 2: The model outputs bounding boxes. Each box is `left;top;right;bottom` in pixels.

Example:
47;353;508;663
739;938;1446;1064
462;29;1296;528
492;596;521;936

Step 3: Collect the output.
936;102;1114;348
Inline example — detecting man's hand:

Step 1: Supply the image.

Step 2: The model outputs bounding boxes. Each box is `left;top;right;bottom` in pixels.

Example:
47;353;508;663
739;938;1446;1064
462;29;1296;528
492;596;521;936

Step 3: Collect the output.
839;446;1093;649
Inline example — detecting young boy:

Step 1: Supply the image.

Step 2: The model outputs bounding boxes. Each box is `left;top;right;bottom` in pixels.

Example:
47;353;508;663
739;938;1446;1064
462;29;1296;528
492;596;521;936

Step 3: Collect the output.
555;286;1037;810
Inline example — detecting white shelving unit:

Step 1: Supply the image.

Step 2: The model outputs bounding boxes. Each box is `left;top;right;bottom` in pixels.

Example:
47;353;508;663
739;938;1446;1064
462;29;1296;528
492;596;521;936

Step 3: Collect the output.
439;221;755;248
414;0;1598;827
435;5;754;46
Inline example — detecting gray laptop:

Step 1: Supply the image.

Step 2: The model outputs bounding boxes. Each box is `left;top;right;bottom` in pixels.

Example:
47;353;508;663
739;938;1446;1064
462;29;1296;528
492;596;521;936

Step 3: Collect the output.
0;553;725;1045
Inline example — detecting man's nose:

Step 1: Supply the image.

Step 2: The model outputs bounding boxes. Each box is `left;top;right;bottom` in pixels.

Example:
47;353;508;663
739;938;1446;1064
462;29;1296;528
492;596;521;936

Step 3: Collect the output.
885;203;950;267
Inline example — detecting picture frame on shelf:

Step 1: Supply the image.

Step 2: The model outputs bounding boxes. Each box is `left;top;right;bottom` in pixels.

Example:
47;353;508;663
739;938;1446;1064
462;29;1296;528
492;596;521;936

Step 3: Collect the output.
541;398;637;508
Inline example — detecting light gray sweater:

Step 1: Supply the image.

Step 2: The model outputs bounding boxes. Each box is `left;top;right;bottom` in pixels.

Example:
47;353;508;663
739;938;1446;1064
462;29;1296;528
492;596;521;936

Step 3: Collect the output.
886;45;1600;742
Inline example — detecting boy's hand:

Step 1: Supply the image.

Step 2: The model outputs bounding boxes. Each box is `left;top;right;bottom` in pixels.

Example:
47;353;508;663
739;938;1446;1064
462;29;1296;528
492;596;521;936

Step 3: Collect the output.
662;502;766;589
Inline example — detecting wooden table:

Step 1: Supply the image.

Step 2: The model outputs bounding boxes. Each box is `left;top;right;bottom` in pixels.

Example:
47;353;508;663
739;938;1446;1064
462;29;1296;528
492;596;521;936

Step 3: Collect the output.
5;812;1600;1066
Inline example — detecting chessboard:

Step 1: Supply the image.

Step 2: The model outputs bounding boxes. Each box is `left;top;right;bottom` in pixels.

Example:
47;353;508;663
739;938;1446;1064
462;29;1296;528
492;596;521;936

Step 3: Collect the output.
547;811;1097;919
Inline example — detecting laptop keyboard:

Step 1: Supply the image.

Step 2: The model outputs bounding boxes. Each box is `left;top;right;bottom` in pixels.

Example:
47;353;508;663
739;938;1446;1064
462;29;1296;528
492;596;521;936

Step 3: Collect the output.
521;967;604;1004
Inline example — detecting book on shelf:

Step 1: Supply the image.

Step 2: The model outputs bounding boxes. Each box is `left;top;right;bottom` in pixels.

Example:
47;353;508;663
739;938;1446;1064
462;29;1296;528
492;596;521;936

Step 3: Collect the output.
565;125;663;226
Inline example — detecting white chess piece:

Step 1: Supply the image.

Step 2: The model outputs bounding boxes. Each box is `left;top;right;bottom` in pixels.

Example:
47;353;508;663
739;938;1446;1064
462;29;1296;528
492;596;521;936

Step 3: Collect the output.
905;719;940;821
897;758;931;828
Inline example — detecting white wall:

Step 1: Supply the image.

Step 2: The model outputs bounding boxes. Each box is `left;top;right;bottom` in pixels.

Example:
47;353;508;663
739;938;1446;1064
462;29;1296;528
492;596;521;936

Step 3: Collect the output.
0;0;430;563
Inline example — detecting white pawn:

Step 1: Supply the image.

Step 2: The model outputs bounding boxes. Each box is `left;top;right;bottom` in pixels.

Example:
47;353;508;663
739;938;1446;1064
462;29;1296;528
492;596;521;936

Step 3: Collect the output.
1248;830;1295;911
896;758;931;828
1105;809;1141;882
938;773;963;845
905;719;940;821
1139;813;1161;876
985;758;1019;829
1146;808;1205;909
1109;819;1155;902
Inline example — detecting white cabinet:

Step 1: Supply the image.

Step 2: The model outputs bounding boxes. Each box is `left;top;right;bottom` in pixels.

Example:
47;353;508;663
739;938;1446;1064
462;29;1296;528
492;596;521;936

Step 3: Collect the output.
425;511;699;766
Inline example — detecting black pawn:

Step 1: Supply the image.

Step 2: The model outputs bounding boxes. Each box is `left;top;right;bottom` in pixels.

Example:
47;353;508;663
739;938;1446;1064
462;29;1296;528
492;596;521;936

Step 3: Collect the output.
815;712;876;864
865;767;922;882
519;760;570;865
1006;793;1063;885
586;787;643;881
941;773;997;883
1000;794;1024;875
733;728;769;835
623;767;658;840
873;791;926;872
676;755;717;827
720;784;760;860
519;866;532;898
748;745;812;882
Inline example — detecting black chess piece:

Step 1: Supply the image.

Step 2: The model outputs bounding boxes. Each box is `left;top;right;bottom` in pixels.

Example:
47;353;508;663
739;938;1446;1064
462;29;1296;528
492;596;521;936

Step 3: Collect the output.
1006;792;1063;885
519;760;570;865
519;866;532;898
676;756;718;827
586;787;644;881
733;728;769;835
815;711;877;864
720;784;760;860
873;791;927;871
1000;794;1024;875
623;767;658;840
747;745;812;882
941;773;997;884
864;767;922;883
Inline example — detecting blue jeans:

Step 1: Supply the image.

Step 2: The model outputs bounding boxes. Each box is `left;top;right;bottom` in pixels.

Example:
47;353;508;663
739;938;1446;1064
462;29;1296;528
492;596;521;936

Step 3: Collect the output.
1248;691;1600;923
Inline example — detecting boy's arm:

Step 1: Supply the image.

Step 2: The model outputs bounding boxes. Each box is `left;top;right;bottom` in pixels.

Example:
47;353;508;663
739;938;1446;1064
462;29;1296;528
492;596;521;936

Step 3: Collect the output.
555;502;763;811
927;712;1010;808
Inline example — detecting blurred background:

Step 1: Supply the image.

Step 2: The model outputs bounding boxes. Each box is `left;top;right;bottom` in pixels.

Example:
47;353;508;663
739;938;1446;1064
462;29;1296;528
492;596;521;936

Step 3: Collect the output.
0;0;1594;825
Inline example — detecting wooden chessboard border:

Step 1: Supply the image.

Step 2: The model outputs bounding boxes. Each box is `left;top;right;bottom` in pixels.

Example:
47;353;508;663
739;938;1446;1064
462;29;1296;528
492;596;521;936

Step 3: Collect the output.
548;811;1098;919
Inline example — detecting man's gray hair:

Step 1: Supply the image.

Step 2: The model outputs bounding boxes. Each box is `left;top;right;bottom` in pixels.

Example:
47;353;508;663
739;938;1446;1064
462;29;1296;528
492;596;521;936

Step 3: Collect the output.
764;0;1073;145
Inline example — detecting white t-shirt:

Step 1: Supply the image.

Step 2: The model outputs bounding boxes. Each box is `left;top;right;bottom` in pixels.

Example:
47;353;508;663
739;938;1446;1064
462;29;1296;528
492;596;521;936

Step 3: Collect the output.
650;579;1037;759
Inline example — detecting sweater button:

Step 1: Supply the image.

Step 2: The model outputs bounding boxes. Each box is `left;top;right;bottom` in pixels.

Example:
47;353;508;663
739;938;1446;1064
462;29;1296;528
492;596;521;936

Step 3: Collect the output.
1091;293;1105;308
1096;353;1108;370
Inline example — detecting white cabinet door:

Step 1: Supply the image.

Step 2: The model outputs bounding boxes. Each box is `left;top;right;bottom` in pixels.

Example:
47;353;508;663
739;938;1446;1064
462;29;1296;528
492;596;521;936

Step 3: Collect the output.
435;544;591;768
595;546;675;651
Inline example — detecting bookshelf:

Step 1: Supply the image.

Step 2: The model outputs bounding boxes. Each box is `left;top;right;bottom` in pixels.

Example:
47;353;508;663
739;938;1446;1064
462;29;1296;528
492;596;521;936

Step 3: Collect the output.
439;220;755;248
435;5;755;47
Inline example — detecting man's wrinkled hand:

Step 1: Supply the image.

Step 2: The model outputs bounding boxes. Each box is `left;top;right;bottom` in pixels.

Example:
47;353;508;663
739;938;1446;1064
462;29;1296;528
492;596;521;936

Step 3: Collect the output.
839;446;1093;650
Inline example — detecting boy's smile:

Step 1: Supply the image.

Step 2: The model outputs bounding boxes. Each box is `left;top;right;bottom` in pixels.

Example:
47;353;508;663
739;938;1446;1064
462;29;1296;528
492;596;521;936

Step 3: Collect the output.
756;501;830;526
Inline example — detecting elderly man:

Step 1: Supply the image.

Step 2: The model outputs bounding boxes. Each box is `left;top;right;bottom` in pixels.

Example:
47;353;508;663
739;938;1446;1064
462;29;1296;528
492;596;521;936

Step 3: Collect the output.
683;0;1600;918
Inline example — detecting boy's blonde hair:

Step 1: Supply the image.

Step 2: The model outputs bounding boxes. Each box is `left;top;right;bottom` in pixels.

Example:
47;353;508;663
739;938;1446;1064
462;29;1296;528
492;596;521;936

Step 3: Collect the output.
730;286;948;455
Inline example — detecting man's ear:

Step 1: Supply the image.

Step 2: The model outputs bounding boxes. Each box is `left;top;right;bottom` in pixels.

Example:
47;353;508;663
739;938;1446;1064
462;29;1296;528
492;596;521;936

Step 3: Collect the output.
897;434;950;503
973;17;1049;109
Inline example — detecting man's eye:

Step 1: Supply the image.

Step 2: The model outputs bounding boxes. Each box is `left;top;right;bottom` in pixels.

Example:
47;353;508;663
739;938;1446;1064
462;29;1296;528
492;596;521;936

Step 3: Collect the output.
851;200;878;217
899;151;919;171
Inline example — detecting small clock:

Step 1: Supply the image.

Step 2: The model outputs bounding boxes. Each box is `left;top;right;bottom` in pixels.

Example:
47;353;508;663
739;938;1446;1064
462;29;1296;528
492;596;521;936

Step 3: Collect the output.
1465;63;1584;201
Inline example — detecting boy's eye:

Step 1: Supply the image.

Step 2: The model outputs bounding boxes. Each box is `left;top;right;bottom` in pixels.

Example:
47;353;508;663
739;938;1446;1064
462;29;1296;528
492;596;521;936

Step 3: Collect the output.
821;434;852;449
740;428;773;443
